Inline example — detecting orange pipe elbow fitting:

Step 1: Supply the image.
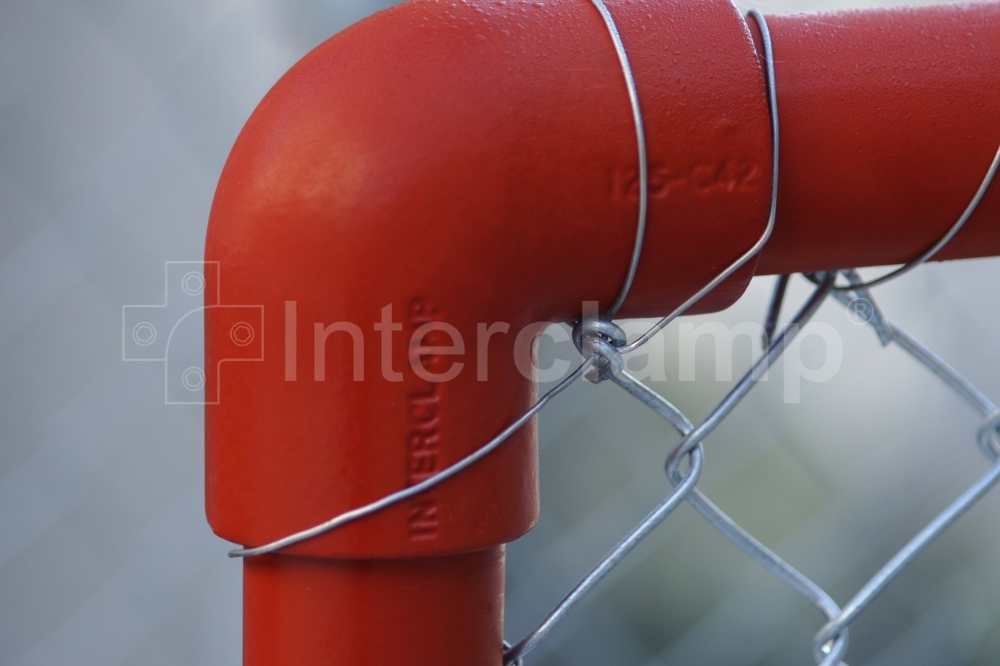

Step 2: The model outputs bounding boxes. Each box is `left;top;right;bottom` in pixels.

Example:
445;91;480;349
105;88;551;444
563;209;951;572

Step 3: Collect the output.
204;1;1000;664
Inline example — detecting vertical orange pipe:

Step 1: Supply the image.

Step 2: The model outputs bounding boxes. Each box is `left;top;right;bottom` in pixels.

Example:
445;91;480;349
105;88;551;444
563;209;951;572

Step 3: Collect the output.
243;549;504;664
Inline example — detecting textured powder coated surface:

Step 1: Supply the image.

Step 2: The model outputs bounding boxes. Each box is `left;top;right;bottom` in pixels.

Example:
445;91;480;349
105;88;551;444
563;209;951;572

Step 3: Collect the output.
205;0;770;559
206;1;769;663
203;1;1000;665
243;547;505;666
758;3;1000;274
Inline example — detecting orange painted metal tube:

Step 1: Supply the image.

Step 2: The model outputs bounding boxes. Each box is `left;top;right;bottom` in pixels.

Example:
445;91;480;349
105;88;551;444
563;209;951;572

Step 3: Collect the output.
758;3;1000;274
204;1;1000;664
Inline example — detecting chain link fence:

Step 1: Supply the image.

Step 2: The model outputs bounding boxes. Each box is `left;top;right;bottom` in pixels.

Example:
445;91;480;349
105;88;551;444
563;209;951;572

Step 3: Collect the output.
509;255;1000;665
508;267;1000;665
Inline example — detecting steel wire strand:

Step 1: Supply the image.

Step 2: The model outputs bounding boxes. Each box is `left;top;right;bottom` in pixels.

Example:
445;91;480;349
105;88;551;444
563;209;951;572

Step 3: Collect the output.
830;139;1000;292
620;7;780;354
887;324;997;419
763;274;790;348
609;276;850;662
649;273;851;663
688;490;850;666
504;9;780;652
229;360;593;557
978;411;1000;462
590;0;649;321
888;323;1000;461
796;274;1000;657
230;0;648;561
665;273;836;482
610;370;694;436
835;269;892;345
612;371;850;664
814;455;1000;653
502;443;704;665
828;272;1000;458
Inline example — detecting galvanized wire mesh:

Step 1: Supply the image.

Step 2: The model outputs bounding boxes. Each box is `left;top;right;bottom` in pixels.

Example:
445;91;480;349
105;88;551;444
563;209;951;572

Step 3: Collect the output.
501;270;1000;665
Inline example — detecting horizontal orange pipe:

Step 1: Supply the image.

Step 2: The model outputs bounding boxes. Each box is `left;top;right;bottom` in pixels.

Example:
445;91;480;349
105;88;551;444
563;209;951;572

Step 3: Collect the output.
204;1;1000;664
758;3;1000;274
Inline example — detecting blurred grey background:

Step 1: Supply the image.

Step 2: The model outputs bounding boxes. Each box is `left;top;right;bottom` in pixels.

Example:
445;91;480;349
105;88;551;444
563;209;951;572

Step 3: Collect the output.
2;0;999;664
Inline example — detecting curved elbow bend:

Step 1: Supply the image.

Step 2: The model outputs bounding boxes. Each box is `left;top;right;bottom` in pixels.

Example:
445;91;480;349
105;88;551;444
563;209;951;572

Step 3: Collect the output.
206;0;770;556
204;1;1000;664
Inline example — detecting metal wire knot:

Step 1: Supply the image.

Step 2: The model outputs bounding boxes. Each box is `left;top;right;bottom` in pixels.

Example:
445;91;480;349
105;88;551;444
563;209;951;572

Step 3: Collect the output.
572;319;627;383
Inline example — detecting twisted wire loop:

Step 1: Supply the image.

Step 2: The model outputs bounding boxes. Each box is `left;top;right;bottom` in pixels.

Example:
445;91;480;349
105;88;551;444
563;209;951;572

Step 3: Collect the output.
572;319;627;383
225;4;1000;666
509;7;787;662
506;277;841;666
